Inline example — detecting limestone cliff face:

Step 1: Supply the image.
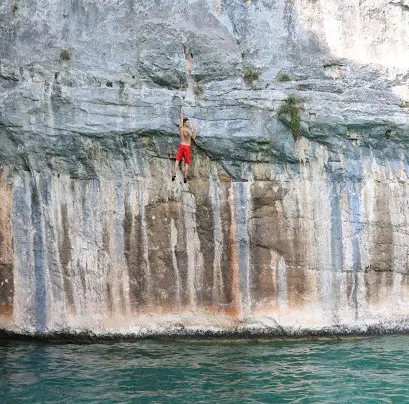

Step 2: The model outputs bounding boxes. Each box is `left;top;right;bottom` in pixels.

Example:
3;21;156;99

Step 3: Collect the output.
1;0;409;336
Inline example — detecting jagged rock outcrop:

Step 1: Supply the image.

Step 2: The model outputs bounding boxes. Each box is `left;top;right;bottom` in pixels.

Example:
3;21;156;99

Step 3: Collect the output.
1;0;409;337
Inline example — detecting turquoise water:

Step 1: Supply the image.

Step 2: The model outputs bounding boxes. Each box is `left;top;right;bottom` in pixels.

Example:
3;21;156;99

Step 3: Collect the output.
1;335;409;403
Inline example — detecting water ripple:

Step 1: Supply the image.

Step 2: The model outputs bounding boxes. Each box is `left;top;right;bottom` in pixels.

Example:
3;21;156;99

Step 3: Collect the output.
1;335;409;403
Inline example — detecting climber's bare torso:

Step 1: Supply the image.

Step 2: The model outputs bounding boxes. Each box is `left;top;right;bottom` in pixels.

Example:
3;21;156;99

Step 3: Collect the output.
179;126;193;146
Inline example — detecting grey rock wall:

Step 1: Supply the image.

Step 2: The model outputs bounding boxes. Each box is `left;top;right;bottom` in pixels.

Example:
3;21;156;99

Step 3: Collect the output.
1;0;409;337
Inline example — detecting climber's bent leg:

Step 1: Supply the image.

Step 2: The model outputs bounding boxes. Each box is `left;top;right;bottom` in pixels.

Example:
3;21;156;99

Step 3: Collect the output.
184;164;189;182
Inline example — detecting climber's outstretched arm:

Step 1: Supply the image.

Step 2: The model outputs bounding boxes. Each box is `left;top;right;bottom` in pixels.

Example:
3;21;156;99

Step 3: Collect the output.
179;106;184;131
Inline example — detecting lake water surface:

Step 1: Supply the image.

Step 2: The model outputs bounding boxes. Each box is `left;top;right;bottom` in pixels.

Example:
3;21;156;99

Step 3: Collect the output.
1;335;408;403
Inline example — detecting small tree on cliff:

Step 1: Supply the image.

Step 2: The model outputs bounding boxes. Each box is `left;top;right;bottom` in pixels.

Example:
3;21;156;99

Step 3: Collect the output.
277;95;304;141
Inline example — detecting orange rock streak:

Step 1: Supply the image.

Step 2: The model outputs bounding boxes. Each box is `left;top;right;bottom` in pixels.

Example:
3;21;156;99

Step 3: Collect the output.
0;170;13;324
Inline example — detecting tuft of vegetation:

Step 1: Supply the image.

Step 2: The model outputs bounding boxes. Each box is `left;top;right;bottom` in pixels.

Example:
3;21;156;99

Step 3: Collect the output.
11;2;18;14
400;101;409;108
60;48;70;61
193;83;204;97
277;72;292;82
243;69;259;85
297;83;311;91
277;95;304;141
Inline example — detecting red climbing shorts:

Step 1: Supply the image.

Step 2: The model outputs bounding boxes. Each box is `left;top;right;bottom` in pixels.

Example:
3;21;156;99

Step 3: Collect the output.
176;144;191;164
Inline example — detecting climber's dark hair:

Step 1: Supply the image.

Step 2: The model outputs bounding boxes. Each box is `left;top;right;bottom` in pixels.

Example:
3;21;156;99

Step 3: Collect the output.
183;118;189;124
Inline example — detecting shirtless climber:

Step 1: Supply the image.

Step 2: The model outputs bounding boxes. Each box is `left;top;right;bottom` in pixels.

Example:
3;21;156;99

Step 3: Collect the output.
172;106;196;183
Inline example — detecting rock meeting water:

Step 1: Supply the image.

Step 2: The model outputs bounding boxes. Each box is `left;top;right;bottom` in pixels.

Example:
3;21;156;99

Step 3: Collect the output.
1;335;408;403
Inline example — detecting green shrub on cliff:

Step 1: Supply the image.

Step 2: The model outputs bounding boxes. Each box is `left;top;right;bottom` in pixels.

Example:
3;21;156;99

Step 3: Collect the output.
11;2;18;14
277;72;292;82
243;69;259;85
193;83;204;96
277;95;303;141
60;48;70;61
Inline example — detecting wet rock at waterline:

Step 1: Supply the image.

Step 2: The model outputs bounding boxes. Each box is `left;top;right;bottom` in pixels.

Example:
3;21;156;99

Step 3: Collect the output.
1;0;409;337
